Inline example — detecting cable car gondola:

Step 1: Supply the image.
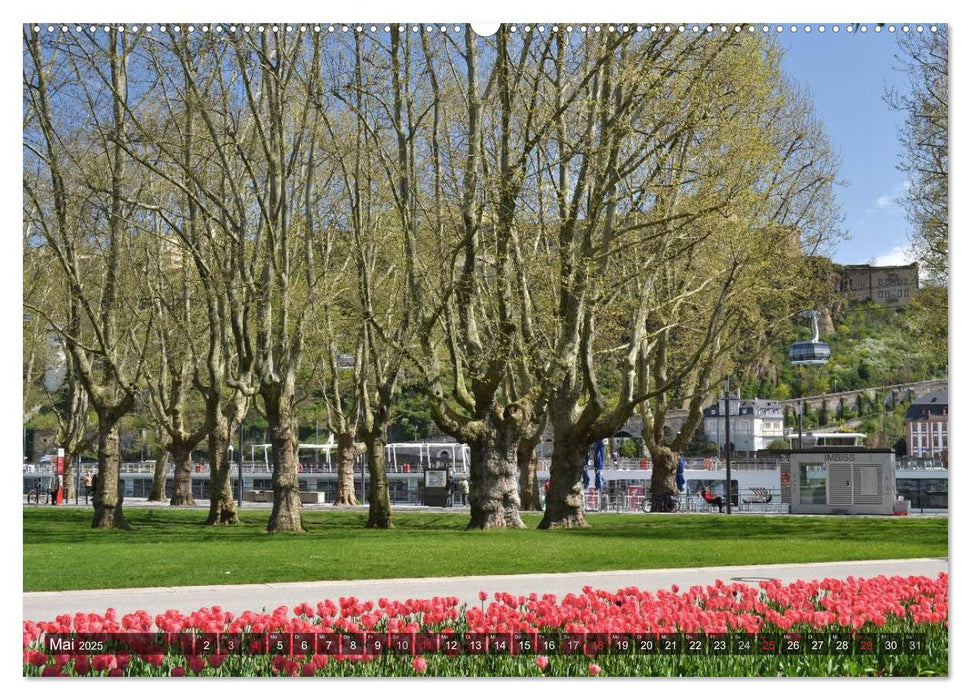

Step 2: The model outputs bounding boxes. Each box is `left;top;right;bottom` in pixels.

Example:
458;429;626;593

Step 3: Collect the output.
789;311;831;366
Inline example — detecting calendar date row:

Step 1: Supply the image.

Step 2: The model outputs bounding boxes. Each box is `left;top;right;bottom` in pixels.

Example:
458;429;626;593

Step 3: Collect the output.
44;631;927;657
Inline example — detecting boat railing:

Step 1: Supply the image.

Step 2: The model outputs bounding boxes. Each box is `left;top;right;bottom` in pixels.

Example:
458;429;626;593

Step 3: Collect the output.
582;487;789;514
537;457;782;472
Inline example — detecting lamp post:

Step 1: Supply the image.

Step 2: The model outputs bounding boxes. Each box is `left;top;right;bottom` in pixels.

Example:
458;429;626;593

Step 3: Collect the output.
798;399;804;449
228;444;235;505
723;377;732;515
238;421;244;507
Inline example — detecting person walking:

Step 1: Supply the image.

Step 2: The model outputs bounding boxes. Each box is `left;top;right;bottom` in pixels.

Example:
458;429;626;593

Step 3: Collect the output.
459;478;469;506
445;474;454;508
48;471;60;505
82;471;93;504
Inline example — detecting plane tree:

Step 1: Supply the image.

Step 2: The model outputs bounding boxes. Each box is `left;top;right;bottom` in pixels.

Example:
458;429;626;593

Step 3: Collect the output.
635;50;844;509
24;27;154;528
536;31;841;527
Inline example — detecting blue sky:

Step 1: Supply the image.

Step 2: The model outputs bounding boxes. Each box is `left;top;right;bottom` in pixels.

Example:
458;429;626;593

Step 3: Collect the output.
777;28;916;266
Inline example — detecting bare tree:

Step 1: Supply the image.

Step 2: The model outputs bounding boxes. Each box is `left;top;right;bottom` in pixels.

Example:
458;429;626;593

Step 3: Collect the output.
25;27;150;528
417;27;631;529
139;224;208;506
328;27;424;528
22;236;94;497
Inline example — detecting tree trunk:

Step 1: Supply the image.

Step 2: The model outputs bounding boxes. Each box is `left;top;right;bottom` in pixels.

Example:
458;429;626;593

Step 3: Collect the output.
92;421;130;529
538;435;589;529
649;445;679;512
467;413;525;530
207;422;238;525
264;385;304;533
517;440;541;511
62;451;76;502
364;433;392;529
148;446;168;501
334;430;360;506
169;442;196;506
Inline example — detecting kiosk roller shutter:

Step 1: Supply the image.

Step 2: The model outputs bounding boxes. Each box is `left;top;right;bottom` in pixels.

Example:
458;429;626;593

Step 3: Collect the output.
828;463;853;505
853;464;884;505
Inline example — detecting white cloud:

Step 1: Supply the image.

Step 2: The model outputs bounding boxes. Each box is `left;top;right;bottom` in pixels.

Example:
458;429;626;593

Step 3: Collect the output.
875;195;894;208
869;245;914;267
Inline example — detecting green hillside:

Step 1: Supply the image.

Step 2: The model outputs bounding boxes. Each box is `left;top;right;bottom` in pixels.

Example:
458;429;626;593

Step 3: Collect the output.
740;296;946;403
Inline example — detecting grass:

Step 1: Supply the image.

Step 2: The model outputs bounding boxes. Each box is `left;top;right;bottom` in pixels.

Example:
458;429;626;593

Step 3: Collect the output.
23;509;947;592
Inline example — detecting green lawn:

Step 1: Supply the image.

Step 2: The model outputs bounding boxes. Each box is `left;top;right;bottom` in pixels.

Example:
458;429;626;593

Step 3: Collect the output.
23;509;947;592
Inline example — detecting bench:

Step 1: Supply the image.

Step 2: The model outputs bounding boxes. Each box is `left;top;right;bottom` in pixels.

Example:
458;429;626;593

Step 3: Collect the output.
243;490;327;504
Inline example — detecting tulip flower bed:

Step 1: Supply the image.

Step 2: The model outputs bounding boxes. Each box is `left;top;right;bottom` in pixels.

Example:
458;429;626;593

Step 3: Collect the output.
24;574;947;677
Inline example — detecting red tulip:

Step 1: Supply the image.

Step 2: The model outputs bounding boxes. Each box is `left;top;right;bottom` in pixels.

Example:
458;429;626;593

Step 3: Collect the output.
187;655;206;674
92;654;116;673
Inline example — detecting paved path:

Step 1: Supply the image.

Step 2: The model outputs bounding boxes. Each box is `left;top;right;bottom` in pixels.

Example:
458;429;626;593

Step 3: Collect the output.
23;558;947;622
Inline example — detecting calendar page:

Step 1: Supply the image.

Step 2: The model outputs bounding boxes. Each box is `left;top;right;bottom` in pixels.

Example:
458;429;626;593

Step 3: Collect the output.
22;19;948;680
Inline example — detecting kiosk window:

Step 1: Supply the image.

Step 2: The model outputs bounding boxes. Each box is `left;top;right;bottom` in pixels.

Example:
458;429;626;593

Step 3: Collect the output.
799;463;827;505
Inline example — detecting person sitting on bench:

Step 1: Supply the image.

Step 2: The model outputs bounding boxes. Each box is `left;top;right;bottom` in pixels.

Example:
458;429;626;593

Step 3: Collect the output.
700;487;725;513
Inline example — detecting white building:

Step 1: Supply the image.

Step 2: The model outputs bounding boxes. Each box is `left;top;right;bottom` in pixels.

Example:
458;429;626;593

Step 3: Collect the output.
905;390;948;460
703;394;786;455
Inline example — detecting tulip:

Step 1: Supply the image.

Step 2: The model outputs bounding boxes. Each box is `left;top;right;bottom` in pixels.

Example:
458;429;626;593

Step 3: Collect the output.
92;654;116;673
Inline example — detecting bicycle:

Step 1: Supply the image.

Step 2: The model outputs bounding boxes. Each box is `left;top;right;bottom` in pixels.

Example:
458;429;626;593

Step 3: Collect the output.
641;491;680;513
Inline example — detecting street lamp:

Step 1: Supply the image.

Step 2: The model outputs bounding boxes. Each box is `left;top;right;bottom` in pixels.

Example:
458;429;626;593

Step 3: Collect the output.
723;377;733;515
238;421;245;507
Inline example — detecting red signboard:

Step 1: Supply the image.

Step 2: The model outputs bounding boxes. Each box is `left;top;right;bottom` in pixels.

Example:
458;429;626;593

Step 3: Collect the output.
55;448;64;505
